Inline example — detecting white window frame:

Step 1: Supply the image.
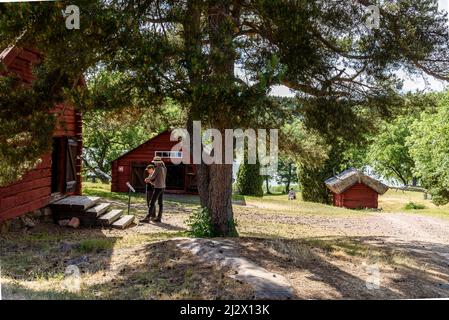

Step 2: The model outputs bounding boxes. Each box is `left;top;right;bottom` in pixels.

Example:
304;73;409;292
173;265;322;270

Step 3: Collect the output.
155;151;183;159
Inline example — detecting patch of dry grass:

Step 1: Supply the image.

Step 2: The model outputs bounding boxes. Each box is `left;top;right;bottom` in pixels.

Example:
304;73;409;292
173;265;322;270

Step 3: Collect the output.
379;189;449;219
3;182;449;299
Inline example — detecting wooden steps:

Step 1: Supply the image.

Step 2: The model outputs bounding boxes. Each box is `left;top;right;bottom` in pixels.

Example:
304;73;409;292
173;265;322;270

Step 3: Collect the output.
86;203;112;218
112;215;135;229
51;196;101;212
98;209;123;226
50;196;134;229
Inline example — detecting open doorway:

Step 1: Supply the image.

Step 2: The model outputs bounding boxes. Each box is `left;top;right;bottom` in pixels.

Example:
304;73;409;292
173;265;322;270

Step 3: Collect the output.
131;162;148;193
51;138;63;194
51;137;78;194
166;164;185;190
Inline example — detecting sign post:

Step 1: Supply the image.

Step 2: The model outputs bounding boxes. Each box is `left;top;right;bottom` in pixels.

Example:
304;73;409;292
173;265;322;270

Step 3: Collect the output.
126;182;136;215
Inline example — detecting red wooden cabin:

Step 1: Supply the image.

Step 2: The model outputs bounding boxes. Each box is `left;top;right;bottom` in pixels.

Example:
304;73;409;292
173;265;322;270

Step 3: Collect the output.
325;168;388;209
0;46;83;224
111;130;198;194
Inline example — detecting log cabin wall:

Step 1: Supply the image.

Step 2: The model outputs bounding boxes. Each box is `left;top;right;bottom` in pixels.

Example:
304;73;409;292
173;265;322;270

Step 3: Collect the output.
111;131;198;194
332;183;379;209
0;47;83;224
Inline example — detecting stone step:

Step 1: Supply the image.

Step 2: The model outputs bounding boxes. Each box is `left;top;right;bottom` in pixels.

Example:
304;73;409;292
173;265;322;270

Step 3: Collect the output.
51;196;101;212
85;203;112;218
112;215;135;229
98;209;122;226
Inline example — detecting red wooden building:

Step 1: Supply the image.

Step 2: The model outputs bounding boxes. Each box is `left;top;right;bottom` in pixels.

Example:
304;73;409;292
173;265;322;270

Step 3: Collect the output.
0;46;83;224
325;168;388;209
111;130;198;194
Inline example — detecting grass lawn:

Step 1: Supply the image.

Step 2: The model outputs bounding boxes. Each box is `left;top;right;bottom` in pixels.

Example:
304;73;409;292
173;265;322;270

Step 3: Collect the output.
82;181;449;218
380;189;449;219
1;182;449;299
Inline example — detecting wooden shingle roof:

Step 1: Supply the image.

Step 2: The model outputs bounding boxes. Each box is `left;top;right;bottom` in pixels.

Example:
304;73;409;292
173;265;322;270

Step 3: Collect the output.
325;168;389;195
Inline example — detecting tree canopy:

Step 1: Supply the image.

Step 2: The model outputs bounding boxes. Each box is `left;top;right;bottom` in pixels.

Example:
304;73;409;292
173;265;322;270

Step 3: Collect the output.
408;92;449;205
1;0;449;234
366;116;416;186
83;99;183;181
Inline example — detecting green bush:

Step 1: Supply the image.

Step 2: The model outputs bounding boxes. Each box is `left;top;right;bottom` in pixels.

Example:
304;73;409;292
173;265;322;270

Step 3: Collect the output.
298;166;333;204
404;202;426;210
186;207;215;238
236;162;264;197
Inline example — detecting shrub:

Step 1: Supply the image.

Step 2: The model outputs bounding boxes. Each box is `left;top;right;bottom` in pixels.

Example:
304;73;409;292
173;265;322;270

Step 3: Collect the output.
404;202;426;210
186;207;215;238
298;165;333;204
236;162;264;197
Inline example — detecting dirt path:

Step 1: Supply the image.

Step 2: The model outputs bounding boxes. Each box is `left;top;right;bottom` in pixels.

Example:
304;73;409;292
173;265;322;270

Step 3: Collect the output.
238;202;449;244
376;213;449;244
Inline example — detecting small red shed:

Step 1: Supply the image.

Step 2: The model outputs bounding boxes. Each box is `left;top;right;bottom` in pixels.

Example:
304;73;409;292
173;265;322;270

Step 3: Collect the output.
111;130;198;194
325;168;389;209
0;46;83;224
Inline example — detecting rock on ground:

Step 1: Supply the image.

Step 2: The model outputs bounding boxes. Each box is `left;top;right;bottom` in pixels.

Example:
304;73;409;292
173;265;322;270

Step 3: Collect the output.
177;238;296;299
68;217;80;229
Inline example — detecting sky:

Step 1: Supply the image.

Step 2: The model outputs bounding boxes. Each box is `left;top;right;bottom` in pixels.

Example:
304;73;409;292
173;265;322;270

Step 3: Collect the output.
270;0;449;97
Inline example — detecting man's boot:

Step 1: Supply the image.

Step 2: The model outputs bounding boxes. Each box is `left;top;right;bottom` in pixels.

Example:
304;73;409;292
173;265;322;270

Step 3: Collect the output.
153;205;163;222
139;215;151;223
140;208;154;223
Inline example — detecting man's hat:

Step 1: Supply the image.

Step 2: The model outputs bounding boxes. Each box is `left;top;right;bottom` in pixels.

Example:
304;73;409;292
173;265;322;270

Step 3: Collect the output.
146;164;155;171
152;156;164;163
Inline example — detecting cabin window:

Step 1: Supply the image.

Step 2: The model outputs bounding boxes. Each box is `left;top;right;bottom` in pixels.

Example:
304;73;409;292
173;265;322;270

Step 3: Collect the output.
155;151;182;158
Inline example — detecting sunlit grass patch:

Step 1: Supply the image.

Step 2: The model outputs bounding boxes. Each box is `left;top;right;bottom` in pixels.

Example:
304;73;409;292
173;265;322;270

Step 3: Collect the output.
77;238;116;253
404;202;426;210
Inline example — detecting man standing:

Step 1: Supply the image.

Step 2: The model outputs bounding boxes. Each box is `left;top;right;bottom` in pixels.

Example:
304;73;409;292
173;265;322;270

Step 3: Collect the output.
145;164;156;217
140;156;167;223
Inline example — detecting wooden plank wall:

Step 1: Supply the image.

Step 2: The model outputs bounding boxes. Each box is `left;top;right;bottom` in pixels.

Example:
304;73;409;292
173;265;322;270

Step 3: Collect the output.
0;155;52;223
334;183;378;209
111;131;194;193
112;131;174;192
0;47;83;224
1;47;40;84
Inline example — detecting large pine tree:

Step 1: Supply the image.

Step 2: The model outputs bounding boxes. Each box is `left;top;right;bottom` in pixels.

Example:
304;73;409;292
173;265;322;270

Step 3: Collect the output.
1;0;448;235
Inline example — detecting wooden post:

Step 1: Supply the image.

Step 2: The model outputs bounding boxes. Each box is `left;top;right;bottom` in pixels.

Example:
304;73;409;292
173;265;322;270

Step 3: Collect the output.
126;182;136;215
127;189;131;215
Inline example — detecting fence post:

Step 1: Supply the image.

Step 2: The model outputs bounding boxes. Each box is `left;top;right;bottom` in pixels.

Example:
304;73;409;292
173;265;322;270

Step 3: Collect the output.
126;182;136;215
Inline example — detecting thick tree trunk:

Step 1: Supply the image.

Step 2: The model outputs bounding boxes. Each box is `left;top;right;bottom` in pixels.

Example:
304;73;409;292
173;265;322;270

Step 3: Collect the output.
184;1;238;236
202;2;237;236
207;163;234;235
197;163;210;208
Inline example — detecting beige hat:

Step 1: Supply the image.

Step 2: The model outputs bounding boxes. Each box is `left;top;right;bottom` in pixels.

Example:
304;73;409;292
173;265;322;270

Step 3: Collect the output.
152;156;163;163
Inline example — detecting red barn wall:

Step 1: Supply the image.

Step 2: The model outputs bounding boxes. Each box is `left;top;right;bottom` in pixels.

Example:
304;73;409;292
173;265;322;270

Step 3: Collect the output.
0;47;40;84
333;183;378;209
0;47;83;224
111;131;197;194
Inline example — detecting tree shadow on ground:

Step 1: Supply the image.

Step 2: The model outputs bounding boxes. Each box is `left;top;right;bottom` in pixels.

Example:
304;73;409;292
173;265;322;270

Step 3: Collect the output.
4;219;449;300
147;221;186;231
1;238;255;300
0;221;121;299
236;236;449;299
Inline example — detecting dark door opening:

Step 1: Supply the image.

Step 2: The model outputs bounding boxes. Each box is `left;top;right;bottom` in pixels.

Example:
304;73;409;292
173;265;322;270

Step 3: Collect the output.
131;162;148;193
51;138;63;193
51;137;78;194
131;163;186;192
65;139;78;193
166;164;185;190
